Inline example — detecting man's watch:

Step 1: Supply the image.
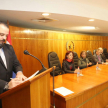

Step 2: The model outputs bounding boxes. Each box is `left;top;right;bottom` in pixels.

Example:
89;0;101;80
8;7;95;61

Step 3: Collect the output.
4;83;9;90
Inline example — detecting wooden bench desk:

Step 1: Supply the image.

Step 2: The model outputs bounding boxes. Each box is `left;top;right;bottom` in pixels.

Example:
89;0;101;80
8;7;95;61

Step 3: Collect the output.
50;64;108;108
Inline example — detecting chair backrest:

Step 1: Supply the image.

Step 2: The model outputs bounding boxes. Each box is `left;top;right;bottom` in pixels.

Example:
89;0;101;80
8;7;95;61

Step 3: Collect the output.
103;48;108;59
48;52;61;76
86;50;94;65
73;52;79;68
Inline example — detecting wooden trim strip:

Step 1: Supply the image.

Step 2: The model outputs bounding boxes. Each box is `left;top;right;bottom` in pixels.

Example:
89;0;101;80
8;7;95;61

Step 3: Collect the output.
11;37;108;41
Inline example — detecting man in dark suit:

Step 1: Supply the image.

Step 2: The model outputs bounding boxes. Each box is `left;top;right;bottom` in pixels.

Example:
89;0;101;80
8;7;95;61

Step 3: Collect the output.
98;47;108;62
92;49;104;64
0;22;27;108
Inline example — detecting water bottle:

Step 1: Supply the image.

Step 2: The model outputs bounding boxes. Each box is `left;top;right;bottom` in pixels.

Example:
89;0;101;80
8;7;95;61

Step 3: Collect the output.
96;62;99;70
77;67;80;77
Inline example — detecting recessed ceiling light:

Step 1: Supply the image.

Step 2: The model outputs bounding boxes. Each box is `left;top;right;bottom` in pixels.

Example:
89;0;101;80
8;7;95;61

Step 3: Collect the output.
89;19;95;21
69;26;96;31
42;13;50;16
82;26;95;30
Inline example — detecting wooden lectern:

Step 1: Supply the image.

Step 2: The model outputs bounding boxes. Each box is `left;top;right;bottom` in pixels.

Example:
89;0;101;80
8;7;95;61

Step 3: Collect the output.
0;67;55;108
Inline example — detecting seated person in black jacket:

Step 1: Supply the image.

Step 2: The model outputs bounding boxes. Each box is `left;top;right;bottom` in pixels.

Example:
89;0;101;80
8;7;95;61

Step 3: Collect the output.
78;51;92;69
62;51;79;73
98;47;108;62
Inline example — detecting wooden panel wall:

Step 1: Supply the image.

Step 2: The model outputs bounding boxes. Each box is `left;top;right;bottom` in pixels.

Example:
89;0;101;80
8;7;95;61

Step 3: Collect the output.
9;26;108;77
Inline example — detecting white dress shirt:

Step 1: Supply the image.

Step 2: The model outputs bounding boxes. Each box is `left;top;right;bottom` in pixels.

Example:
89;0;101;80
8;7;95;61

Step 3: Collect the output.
0;48;7;68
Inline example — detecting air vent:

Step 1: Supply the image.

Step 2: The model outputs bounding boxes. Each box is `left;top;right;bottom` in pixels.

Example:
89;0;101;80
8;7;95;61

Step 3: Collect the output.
32;17;58;23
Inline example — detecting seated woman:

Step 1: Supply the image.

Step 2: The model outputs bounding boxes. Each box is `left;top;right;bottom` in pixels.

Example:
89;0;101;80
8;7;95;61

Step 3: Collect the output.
78;51;92;69
62;51;78;73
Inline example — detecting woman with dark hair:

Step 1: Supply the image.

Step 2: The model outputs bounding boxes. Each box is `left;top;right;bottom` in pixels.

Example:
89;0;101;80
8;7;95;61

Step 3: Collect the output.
78;51;92;69
62;51;78;73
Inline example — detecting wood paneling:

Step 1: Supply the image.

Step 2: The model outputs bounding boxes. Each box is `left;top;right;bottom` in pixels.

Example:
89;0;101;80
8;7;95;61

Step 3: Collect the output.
30;73;50;108
50;64;108;108
9;26;108;77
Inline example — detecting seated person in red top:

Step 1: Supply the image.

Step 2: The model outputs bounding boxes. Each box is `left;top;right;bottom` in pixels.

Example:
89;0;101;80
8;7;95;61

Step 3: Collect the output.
62;51;78;73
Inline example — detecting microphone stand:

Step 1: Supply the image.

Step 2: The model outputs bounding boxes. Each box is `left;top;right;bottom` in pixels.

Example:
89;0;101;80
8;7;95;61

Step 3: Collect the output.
53;66;55;108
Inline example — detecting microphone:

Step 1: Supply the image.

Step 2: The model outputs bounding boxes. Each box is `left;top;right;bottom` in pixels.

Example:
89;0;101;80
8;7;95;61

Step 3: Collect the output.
24;50;47;74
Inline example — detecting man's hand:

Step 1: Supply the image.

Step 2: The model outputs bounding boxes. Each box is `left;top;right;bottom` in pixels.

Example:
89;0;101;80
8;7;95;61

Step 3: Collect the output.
8;78;23;89
16;72;27;81
89;62;92;65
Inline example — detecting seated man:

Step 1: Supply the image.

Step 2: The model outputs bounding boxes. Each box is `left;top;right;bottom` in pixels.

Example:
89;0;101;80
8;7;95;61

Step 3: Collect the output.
92;49;104;64
98;47;108;62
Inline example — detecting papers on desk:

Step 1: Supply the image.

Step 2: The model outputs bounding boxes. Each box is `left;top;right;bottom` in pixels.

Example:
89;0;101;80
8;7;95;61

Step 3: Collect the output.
102;62;108;65
24;70;39;81
80;73;84;76
104;62;108;65
54;87;74;96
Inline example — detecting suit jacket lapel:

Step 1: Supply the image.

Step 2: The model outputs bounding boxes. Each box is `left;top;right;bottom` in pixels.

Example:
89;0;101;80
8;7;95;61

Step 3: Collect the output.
3;45;9;70
0;56;6;69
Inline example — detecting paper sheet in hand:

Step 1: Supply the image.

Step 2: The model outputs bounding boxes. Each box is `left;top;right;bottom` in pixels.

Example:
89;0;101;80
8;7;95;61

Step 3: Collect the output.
54;87;74;96
24;70;39;81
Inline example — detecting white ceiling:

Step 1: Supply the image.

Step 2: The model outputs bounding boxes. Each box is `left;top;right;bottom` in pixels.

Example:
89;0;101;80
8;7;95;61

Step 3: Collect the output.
74;0;108;10
0;0;108;35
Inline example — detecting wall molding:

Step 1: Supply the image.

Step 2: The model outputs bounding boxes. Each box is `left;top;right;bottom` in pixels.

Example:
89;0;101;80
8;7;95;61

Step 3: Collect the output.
12;37;108;41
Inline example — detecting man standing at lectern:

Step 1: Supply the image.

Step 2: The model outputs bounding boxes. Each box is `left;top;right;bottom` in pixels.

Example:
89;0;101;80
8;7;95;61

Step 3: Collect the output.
0;22;27;107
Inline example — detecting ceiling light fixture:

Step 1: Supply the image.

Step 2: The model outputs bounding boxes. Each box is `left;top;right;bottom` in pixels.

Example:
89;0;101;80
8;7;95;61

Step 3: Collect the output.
42;13;50;17
82;26;95;30
69;26;96;31
89;19;94;21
